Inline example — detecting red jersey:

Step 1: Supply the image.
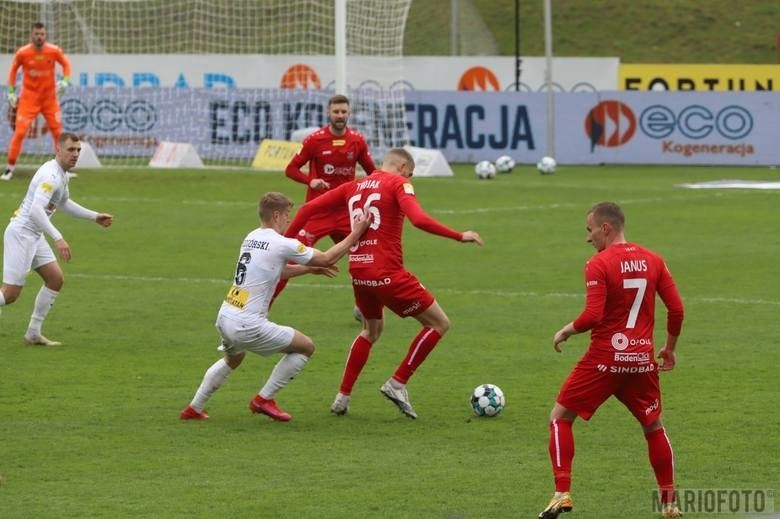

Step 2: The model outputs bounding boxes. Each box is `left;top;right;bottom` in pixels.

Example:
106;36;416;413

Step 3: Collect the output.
573;242;684;364
9;42;70;97
286;171;462;277
285;126;376;202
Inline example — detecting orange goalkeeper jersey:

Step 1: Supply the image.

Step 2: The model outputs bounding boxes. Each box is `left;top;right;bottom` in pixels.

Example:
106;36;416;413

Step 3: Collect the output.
8;42;71;95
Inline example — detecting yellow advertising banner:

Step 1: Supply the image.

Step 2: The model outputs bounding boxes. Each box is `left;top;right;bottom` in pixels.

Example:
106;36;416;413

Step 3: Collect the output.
620;64;779;91
251;139;301;171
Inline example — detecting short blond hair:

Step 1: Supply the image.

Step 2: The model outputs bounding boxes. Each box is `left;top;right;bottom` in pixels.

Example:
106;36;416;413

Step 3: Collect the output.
382;148;415;171
589;201;625;231
258;192;293;223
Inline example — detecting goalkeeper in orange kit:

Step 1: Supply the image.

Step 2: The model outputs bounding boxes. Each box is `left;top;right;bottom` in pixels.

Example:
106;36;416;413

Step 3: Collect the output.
3;22;71;181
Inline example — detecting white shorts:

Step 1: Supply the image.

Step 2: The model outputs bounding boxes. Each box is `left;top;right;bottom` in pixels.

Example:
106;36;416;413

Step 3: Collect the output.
3;223;57;286
215;312;295;357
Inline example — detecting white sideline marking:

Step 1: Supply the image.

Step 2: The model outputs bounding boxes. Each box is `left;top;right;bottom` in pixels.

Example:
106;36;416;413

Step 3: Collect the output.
68;273;780;306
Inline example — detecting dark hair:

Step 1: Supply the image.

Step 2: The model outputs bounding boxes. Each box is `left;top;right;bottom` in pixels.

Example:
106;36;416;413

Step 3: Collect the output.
258;192;293;222
589;201;625;230
32;22;45;30
328;94;350;107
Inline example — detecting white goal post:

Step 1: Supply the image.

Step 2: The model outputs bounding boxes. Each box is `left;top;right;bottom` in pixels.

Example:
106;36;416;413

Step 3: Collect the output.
0;0;412;166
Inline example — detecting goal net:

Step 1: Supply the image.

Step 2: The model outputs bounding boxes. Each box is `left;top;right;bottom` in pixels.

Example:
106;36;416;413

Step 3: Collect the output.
0;0;412;166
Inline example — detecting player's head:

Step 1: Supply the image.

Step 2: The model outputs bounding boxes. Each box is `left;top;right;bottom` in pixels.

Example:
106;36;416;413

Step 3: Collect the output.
381;148;415;178
31;22;47;48
586;201;625;251
55;132;81;171
258;192;294;230
327;94;351;135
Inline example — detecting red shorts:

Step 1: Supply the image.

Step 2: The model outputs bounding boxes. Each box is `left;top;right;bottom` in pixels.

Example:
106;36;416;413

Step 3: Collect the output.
290;210;349;247
352;270;434;320
556;360;662;426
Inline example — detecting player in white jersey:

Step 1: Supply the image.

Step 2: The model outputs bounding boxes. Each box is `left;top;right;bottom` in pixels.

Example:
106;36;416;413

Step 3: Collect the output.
1;132;114;345
180;191;370;422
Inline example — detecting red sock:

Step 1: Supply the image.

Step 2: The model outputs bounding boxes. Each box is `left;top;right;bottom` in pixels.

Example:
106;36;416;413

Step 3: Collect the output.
549;419;574;492
646;427;676;503
392;327;442;384
339;335;373;395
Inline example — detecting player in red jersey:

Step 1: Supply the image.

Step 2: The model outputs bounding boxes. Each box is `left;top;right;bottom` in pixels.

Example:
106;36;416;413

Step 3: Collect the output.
538;202;685;519
272;94;376;314
3;22;71;181
286;148;483;419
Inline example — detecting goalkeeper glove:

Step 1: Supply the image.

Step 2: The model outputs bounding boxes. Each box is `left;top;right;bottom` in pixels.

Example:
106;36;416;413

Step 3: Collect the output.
7;87;17;108
56;77;70;96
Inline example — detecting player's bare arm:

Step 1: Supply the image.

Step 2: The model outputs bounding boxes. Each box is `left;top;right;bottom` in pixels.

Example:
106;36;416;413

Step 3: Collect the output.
281;264;339;280
54;238;72;262
657;334;679;371
553;322;579;352
96;213;113;227
460;230;484;246
309;178;330;191
308;213;371;266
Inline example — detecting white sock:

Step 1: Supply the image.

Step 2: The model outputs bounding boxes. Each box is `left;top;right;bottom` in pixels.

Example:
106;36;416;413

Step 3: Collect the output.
0;290;6;306
259;353;309;400
190;358;233;411
27;286;59;336
389;377;405;390
5;164;14;173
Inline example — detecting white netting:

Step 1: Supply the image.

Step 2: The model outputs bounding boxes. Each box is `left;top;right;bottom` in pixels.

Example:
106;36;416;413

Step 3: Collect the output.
0;0;411;166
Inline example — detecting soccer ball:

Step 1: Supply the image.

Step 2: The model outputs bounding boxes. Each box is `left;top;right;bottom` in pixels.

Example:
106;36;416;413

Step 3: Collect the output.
470;383;506;417
536;156;557;174
495;155;515;174
474;160;496;179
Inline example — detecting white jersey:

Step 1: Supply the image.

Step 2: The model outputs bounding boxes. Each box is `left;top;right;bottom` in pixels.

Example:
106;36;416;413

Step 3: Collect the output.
11;159;70;237
219;227;314;321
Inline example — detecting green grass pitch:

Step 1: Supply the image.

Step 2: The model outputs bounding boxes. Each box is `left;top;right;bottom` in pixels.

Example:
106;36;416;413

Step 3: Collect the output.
0;163;777;518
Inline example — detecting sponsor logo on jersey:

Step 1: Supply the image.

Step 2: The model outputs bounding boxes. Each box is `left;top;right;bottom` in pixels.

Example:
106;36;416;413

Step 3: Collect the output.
645;398;660;416
332;139;346;146
614;351;651;363
225;285;249;310
610;363;655;374
349;253;374;263
352;277;392;287
611;332;629;351
597;364;608;372
402;301;422;315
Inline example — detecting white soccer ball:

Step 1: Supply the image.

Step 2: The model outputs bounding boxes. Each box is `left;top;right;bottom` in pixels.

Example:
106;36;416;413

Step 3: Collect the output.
536;156;557;174
470;383;506;417
474;160;496;179
495;155;515;174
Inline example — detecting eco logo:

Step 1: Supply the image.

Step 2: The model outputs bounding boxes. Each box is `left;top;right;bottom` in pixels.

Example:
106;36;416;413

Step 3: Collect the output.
585;100;637;151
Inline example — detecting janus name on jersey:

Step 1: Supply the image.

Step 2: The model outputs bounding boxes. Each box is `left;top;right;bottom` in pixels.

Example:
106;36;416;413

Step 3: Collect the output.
620;259;647;273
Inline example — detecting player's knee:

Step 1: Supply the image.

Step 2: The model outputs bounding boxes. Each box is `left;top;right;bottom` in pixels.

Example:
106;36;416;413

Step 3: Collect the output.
291;333;315;357
2;287;20;304
430;315;450;336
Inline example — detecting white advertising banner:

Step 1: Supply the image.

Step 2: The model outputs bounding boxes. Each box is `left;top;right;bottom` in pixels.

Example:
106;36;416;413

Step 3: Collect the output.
2;88;776;166
1;55;618;92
